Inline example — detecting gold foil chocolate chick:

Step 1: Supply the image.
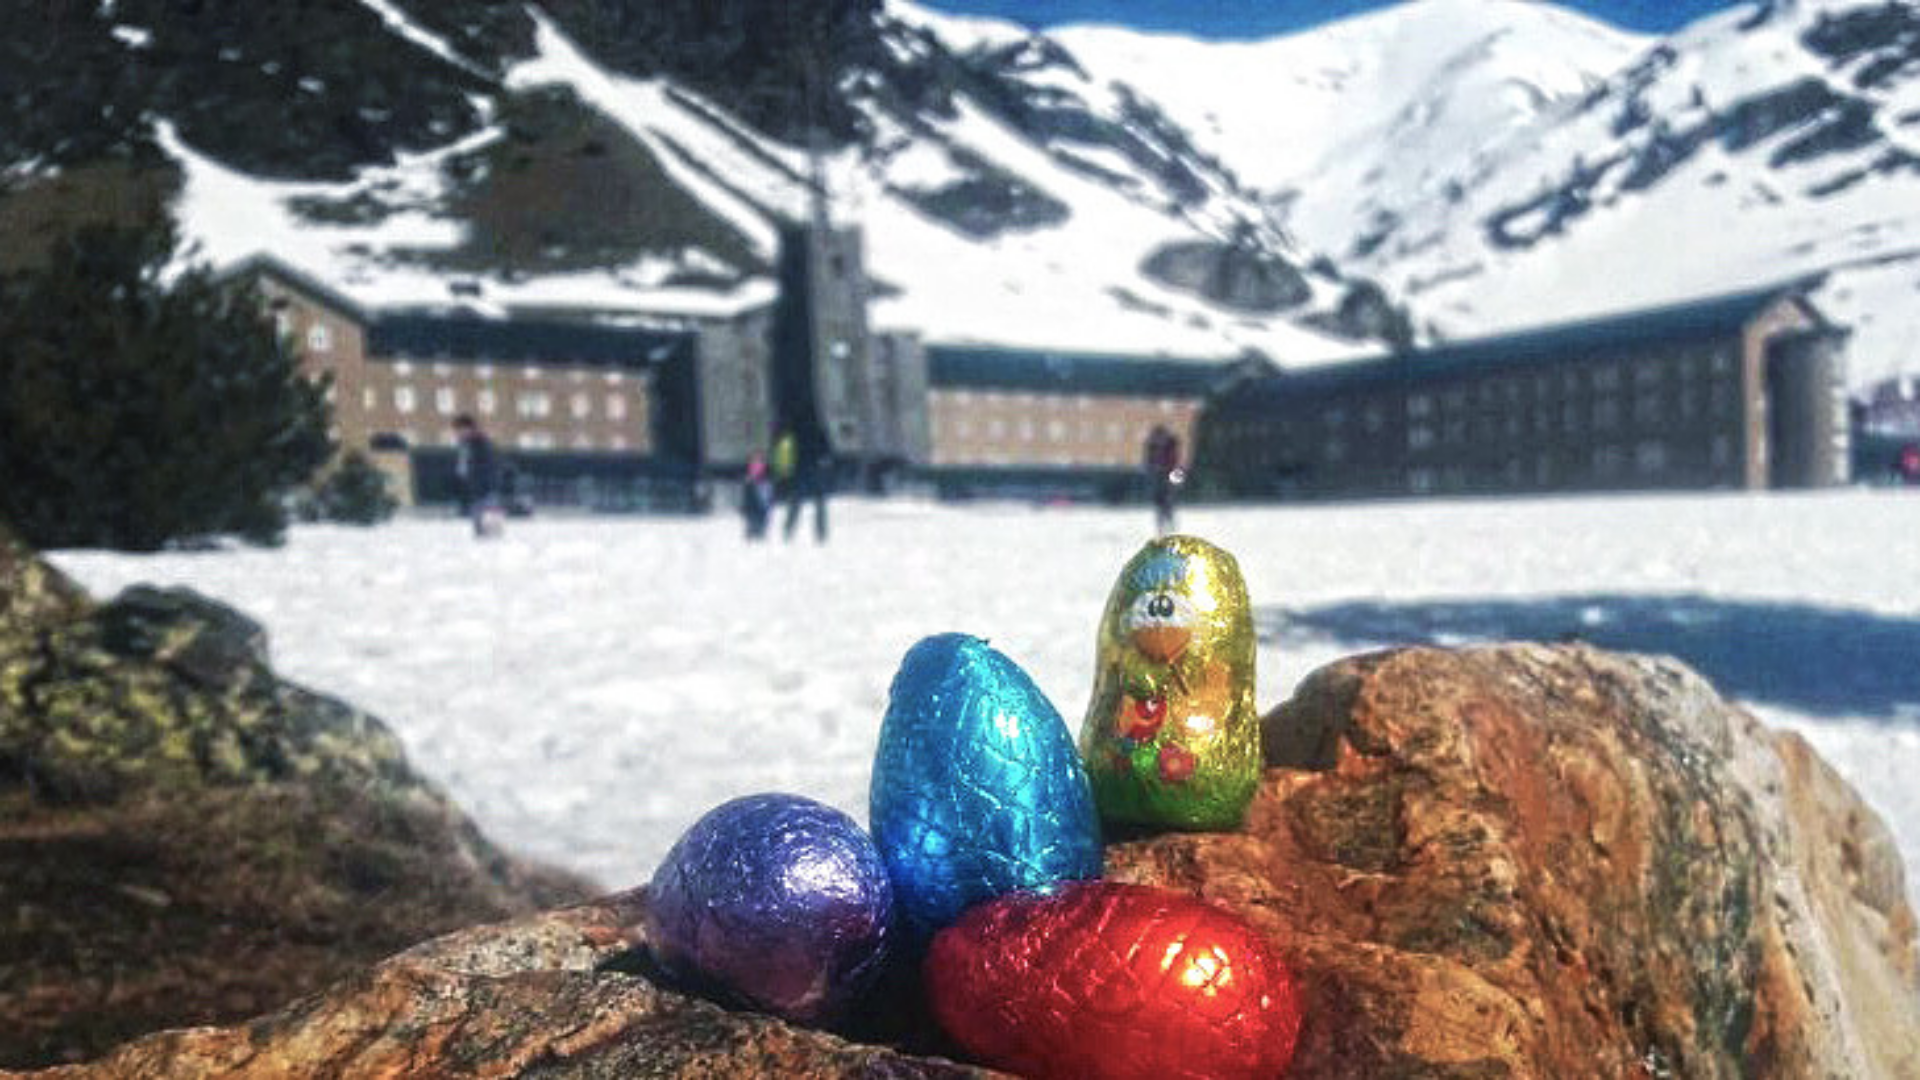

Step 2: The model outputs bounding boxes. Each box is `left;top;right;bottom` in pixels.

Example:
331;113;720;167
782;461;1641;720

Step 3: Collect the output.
1078;535;1259;830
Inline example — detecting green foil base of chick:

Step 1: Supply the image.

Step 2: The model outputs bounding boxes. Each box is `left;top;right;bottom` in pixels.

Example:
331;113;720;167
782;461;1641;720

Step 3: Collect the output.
1078;535;1261;831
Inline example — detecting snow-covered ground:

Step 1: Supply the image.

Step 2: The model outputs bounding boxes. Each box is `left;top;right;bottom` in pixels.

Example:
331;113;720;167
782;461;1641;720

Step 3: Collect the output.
49;493;1920;904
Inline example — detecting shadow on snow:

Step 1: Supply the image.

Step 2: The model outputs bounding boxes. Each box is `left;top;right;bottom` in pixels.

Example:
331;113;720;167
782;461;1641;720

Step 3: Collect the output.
1260;594;1920;721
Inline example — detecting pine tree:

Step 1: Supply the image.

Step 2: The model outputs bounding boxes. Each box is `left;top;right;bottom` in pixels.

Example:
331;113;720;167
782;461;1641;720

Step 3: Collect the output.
315;451;399;526
0;221;333;550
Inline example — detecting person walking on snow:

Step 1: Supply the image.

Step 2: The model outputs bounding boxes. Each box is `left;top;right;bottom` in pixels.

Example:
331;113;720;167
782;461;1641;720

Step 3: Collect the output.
453;413;504;538
1143;423;1184;536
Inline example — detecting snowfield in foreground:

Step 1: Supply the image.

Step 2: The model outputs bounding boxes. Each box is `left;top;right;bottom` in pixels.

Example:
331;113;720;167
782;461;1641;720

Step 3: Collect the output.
51;493;1920;901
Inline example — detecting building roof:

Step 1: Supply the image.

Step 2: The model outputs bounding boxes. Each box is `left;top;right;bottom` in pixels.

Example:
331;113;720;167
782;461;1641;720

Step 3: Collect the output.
223;253;371;323
367;313;692;369
1212;278;1837;417
927;345;1240;397
218;252;775;330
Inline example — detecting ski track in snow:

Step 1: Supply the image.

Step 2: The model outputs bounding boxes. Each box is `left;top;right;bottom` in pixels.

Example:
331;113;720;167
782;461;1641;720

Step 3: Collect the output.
49;492;1920;902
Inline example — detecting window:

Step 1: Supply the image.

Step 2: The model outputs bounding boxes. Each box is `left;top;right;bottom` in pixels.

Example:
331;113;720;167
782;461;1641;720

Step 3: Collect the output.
1363;405;1384;433
435;387;457;415
476;364;495;380
1592;365;1621;391
517;391;551;419
307;323;332;352
1635;392;1663;423
393;360;412;376
1634;440;1668;474
606;395;627;421
1595;398;1619;429
433;363;453;377
523;365;542;381
516;431;556;450
1409;425;1436;450
572;392;593;420
610;435;629;451
477;389;497;416
362;388;376;411
1408;394;1433;419
1018;419;1035;442
605;370;625;385
394;386;416;414
1047;419;1067;441
274;311;293;338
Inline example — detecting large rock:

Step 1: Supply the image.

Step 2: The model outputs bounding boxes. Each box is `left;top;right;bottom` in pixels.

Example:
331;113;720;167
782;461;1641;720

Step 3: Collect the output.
0;527;593;1067
1199;644;1914;1078
28;888;993;1079
15;590;1917;1076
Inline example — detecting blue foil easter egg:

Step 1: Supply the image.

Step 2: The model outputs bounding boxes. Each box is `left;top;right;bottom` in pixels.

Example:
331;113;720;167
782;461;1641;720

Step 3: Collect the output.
869;634;1103;943
645;794;894;1025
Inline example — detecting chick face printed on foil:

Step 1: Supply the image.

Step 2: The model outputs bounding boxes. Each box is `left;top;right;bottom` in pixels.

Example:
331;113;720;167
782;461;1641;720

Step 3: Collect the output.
1079;535;1259;830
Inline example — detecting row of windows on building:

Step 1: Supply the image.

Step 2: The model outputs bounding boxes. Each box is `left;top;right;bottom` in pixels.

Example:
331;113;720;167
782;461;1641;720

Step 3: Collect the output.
378;361;634;384
1403;435;1739;493
362;385;633;422
932;414;1166;445
1269;349;1742;435
1213;378;1741;460
377;427;637;452
290;313;647;391
937;390;1185;414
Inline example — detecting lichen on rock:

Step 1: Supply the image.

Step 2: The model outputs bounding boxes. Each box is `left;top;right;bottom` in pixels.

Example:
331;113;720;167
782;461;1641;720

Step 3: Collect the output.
0;525;593;1068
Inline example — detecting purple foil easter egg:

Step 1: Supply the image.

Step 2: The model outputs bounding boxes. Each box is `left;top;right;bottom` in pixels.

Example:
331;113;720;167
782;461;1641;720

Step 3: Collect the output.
645;794;894;1025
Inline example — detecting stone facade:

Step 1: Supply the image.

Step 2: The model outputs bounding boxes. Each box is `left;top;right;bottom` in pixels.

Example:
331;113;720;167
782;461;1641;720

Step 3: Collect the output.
919;346;1245;500
1199;283;1851;499
240;258;761;508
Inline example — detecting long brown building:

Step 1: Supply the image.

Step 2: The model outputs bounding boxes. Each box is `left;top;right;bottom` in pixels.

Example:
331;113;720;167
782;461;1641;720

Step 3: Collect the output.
236;254;775;509
1196;281;1851;499
919;345;1261;501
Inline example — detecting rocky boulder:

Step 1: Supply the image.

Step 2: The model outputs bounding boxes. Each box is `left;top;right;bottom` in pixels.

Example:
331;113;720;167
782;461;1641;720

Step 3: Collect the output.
0;527;593;1068
35;641;1917;1077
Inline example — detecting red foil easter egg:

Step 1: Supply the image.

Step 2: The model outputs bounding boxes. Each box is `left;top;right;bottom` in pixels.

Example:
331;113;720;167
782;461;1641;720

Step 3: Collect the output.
925;881;1301;1080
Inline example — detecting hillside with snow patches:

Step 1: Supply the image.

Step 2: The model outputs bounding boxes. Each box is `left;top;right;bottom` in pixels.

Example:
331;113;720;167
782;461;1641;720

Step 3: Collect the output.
1246;0;1920;392
11;0;1920;386
58;0;1386;360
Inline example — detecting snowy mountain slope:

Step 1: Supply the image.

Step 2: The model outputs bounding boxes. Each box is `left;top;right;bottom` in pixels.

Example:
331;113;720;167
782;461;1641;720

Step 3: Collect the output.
1307;0;1920;391
4;0;1395;359
1045;0;1647;237
496;9;1370;356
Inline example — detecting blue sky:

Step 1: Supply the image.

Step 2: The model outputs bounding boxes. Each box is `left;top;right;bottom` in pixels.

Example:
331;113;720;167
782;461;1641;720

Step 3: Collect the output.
916;0;1748;37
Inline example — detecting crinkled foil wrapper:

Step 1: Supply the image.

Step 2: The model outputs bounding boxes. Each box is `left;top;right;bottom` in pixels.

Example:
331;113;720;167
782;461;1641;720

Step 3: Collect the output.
925;880;1302;1080
645;793;893;1024
1079;535;1260;830
870;634;1103;943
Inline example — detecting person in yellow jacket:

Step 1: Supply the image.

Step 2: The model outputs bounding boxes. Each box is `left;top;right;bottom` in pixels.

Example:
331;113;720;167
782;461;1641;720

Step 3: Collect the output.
770;430;798;491
770;428;831;543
